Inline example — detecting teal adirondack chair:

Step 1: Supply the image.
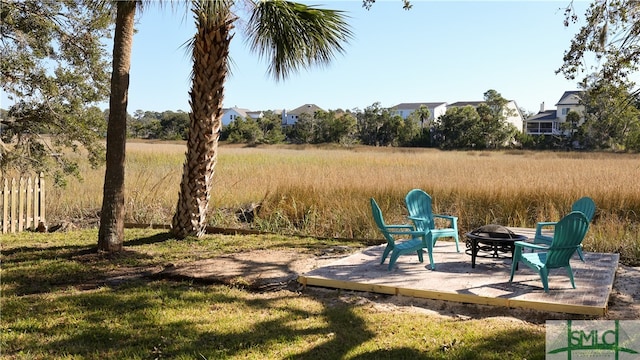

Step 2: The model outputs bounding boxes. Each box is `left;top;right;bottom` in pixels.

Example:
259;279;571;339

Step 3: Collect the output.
405;189;460;252
370;198;434;270
509;211;590;293
533;196;595;262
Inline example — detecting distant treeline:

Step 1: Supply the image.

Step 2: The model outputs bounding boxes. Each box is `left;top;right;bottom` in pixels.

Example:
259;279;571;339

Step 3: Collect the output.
126;99;640;152
126;102;518;149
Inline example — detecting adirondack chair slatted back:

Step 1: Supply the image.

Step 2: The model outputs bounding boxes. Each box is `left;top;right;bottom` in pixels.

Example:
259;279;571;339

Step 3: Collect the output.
405;189;435;232
572;197;596;222
545;211;590;268
370;198;395;246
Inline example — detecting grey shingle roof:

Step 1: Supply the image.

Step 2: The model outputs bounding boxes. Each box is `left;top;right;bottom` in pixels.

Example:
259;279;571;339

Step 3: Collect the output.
527;110;557;121
555;91;584;106
288;104;322;115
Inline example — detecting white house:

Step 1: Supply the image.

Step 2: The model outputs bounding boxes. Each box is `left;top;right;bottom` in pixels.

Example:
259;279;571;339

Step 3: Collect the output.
447;100;525;132
221;106;263;126
526;91;585;135
281;104;322;126
390;102;448;124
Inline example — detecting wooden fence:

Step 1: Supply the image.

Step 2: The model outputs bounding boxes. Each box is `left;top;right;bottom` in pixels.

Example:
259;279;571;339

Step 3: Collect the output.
1;172;46;234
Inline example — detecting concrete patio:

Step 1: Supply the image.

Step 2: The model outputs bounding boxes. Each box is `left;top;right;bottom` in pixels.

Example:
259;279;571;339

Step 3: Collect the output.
298;228;619;316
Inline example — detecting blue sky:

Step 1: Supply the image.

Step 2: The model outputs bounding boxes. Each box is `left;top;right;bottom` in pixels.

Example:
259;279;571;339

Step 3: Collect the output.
2;1;591;115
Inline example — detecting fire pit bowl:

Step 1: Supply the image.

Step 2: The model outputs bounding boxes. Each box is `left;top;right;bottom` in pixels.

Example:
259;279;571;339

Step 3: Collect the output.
465;224;528;268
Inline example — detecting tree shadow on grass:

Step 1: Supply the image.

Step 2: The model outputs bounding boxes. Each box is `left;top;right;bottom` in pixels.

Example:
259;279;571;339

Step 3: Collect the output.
124;231;176;246
3;266;546;359
2;244;155;296
2;232;547;359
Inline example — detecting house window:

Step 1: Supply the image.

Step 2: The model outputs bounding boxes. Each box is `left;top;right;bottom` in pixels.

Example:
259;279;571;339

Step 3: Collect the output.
526;123;538;132
526;122;553;134
561;108;570;115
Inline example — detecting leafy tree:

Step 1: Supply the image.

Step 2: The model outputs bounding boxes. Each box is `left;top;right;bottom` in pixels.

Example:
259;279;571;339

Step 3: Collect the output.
225;116;263;145
558;1;640;152
354;103;417;147
395;115;420;146
356;102;405;146
559;0;640;93
625;123;640;151
406;105;432;146
479;89;516;148
434;90;516;150
159;110;189;140
171;0;353;238
0;0;111;185
408;104;431;131
257;112;285;144
310;109;353;143
434;106;482;149
579;79;640;150
375;111;402;146
556;109;582;149
128;110;151;138
286;112;315;144
317;110;357;144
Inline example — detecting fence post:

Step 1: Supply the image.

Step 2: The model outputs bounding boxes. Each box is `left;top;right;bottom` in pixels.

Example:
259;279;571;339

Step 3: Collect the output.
39;172;45;226
19;177;25;232
26;176;33;230
2;178;7;233
10;178;16;233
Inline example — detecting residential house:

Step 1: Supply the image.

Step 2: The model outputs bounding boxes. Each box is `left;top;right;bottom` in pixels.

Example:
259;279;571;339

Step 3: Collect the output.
281;104;322;126
390;102;448;126
447;100;525;132
221;106;264;126
525;91;585;135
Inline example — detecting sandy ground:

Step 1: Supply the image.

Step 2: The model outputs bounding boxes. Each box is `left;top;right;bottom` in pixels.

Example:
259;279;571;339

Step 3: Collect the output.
154;248;640;322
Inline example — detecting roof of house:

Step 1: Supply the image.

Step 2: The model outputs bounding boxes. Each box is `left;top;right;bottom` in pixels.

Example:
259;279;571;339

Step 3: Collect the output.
391;102;447;109
555;90;584;106
447;101;485;108
223;107;251;118
527;110;557;122
288;104;322;115
246;111;263;118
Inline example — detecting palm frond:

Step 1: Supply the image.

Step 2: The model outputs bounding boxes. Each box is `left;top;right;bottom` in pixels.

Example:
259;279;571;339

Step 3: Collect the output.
246;0;353;81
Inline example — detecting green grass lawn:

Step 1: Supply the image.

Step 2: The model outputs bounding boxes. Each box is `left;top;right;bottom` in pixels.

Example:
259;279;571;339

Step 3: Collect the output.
1;229;547;359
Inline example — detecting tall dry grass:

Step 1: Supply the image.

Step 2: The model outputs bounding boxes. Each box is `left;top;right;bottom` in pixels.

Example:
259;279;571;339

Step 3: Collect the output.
45;142;640;264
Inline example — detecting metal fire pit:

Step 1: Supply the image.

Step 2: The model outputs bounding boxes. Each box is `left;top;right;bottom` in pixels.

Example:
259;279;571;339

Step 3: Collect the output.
465;224;528;268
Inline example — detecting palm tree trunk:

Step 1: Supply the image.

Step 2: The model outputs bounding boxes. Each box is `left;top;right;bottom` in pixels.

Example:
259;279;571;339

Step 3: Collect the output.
171;13;234;239
98;1;136;251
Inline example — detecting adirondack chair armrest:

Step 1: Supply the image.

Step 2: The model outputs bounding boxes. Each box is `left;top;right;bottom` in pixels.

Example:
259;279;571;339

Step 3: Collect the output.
385;224;414;230
407;215;426;221
433;214;457;220
535;221;557;237
514;241;547;251
387;228;424;235
433;214;457;227
386;229;428;237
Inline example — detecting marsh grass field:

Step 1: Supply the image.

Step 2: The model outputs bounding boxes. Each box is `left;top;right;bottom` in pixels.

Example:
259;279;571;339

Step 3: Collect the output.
47;141;640;265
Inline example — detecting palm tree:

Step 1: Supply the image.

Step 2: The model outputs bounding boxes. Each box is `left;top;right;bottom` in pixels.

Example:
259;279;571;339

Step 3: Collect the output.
98;0;137;252
171;0;352;238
